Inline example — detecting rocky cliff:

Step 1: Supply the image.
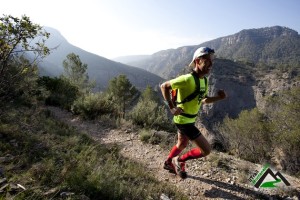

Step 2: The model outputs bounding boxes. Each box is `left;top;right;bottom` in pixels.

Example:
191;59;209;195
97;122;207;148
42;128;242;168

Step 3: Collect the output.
204;26;300;66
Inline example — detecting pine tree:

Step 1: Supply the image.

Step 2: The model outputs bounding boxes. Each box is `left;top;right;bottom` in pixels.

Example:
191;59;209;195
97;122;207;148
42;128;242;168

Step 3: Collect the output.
62;53;94;95
107;74;138;118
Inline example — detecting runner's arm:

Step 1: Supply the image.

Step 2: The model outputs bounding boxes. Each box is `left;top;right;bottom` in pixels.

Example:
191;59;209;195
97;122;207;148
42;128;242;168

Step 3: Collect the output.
202;89;226;104
160;81;183;115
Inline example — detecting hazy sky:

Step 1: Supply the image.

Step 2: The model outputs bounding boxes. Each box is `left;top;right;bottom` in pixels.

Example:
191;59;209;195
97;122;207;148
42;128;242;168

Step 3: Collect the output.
1;0;300;59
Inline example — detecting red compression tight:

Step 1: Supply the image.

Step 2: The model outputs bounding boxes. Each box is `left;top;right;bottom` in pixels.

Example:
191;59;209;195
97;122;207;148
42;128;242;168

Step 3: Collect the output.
179;148;203;162
167;145;182;161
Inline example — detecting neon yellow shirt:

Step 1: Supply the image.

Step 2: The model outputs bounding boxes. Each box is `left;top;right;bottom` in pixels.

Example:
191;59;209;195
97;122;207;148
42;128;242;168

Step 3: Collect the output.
170;73;208;124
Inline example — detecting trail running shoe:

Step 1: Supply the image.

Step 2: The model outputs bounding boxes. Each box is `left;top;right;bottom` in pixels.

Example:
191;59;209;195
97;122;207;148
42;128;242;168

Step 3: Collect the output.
163;160;175;173
172;156;187;179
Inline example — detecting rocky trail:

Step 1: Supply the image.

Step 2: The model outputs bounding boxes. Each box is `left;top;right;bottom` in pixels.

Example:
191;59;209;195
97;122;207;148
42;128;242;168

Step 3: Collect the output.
48;106;300;200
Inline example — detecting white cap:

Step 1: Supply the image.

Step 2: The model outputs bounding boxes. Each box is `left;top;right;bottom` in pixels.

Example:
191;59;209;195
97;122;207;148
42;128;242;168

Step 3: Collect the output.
189;47;215;67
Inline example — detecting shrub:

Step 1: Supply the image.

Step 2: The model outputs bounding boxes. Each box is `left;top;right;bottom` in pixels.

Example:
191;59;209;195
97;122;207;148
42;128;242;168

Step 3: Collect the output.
72;92;116;120
130;99;175;132
219;87;300;176
37;76;79;110
266;87;300;175
139;129;152;143
139;129;174;148
275;130;300;175
219;108;271;163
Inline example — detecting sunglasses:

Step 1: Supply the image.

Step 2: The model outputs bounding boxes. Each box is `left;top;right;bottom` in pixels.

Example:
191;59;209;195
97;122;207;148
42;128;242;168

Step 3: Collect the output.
203;47;215;54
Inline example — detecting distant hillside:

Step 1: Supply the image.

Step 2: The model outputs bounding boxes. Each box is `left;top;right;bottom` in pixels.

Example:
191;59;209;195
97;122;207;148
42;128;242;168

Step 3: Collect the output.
124;26;300;79
204;26;300;65
112;55;151;64
39;27;164;91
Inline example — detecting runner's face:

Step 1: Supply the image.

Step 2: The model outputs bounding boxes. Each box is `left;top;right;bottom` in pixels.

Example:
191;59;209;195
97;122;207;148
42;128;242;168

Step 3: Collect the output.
198;54;213;74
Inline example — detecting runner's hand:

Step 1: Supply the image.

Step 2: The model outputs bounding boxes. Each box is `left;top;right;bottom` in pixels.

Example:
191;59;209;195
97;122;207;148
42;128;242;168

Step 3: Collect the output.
170;107;184;116
217;89;226;99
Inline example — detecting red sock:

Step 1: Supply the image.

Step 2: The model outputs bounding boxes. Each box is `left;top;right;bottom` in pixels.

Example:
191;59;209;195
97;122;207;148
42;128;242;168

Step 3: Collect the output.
179;148;203;162
167;145;182;161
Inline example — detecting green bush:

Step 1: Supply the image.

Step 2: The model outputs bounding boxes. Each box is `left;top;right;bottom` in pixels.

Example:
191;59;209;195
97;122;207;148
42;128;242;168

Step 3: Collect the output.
220;87;300;176
266;87;300;175
37;76;79;110
275;130;300;176
72;93;116;120
130;86;175;132
0;58;41;107
139;129;152;143
219;108;271;163
139;129;174;148
130;99;175;132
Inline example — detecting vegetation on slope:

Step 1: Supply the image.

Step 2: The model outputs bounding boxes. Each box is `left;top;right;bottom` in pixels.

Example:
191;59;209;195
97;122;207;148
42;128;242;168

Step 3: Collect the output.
0;105;187;199
219;87;300;176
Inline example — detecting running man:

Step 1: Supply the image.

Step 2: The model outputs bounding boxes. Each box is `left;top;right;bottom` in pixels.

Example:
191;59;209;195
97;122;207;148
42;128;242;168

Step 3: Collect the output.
160;47;226;179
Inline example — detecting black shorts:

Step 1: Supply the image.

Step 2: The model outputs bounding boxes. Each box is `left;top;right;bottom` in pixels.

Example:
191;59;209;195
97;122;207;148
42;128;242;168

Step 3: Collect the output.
175;123;201;140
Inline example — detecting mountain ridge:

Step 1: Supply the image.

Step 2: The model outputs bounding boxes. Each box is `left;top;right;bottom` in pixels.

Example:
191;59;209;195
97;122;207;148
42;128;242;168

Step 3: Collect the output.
39;27;164;91
117;26;300;79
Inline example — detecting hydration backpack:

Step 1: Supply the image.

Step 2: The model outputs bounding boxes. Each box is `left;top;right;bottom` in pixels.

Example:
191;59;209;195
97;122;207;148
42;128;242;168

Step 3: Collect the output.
171;71;208;106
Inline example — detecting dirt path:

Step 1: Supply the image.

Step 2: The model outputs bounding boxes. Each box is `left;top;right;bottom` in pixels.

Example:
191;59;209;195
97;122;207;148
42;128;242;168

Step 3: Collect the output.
47;106;300;200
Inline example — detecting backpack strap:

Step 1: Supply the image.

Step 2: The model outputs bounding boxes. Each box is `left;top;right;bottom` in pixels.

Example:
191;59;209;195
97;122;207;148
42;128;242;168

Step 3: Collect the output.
178;71;208;118
180;113;198;118
177;71;200;105
199;76;208;103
